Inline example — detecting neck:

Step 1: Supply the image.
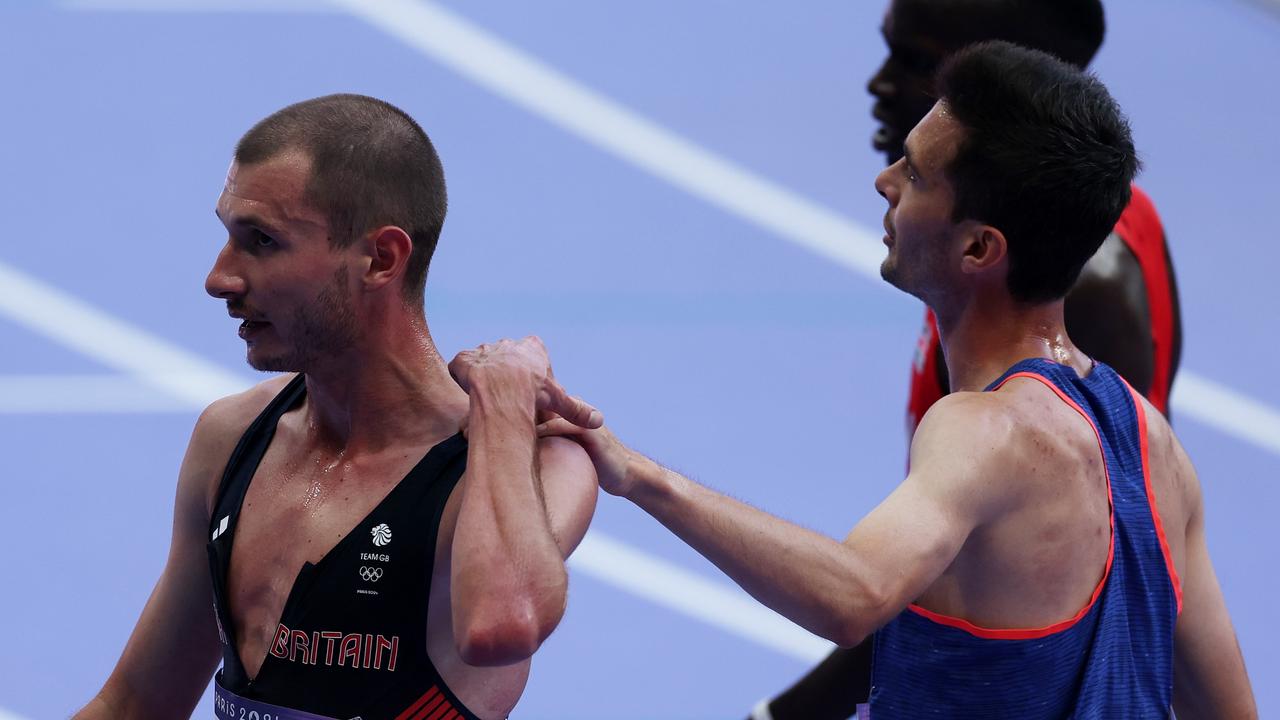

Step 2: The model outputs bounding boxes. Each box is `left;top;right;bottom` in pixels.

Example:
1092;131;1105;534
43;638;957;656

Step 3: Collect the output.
933;290;1091;393
298;311;468;454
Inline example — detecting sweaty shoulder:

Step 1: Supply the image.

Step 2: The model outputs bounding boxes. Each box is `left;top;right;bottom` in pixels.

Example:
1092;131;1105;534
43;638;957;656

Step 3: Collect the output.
184;374;296;516
908;391;1025;519
911;389;1021;465
1132;392;1197;541
911;380;1094;517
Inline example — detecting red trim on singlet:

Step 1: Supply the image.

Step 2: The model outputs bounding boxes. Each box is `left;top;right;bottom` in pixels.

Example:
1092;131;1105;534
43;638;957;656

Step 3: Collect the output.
906;371;1116;640
396;686;441;720
1126;383;1184;614
1111;185;1174;414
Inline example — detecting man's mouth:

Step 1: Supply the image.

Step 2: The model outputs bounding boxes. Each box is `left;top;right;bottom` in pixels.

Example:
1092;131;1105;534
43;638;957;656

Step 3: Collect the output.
873;125;896;151
238;319;270;339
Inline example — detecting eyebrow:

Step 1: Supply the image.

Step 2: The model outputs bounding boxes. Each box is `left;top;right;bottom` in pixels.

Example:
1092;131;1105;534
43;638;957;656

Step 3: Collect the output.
216;209;283;237
903;142;923;179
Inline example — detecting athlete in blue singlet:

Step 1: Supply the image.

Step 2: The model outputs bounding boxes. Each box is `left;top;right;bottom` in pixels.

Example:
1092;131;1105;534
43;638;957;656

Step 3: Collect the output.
532;43;1256;718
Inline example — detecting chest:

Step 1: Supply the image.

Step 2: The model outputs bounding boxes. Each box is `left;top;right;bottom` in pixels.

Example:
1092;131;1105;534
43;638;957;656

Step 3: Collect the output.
222;438;430;665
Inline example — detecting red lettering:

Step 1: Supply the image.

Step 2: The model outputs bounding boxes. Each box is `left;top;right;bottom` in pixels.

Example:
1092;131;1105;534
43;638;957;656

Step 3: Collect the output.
320;631;343;666
289;630;310;664
386;635;400;672
339;633;361;667
363;634;373;668
269;624;290;659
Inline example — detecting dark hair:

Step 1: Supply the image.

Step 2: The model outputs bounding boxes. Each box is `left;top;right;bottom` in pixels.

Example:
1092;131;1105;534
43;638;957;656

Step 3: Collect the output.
908;0;1106;68
936;41;1138;303
235;94;447;305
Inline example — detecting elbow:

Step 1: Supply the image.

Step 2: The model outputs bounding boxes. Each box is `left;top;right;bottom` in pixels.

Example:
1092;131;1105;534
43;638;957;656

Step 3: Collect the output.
456;613;544;666
826;583;891;649
455;585;567;666
829;618;874;649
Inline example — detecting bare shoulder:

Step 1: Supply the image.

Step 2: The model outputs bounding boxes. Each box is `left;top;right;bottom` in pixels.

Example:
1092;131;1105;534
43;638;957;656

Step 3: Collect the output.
536;436;598;556
1133;394;1199;526
182;373;295;513
912;382;1091;516
908;391;1023;512
911;390;1021;469
194;373;293;437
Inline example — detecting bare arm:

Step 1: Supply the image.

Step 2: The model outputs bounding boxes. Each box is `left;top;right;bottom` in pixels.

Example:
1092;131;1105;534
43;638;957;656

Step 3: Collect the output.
544;394;1008;647
75;400;247;719
448;339;599;666
1170;445;1256;718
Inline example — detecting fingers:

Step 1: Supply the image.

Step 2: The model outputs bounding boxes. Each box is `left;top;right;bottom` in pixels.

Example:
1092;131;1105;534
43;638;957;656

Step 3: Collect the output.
542;379;603;429
537;417;586;439
447;349;475;391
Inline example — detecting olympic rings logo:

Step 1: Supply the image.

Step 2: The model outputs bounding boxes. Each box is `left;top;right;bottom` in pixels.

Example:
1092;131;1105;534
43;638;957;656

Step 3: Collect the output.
359;566;384;582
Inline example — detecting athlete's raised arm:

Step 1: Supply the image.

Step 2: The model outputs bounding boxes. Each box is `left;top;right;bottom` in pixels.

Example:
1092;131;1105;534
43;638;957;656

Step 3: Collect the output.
75;387;274;719
540;392;1012;647
445;338;599;667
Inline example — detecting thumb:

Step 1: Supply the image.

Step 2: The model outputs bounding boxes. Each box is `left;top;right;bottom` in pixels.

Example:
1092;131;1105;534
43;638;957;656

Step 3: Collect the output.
543;379;603;429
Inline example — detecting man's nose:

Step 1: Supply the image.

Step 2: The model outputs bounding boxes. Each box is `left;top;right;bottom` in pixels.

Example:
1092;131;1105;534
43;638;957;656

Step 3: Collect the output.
205;242;246;300
874;162;899;203
867;59;896;100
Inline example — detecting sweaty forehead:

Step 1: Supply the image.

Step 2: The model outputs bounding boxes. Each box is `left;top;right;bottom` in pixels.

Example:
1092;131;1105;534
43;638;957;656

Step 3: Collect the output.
218;150;326;230
906;102;964;171
222;150;311;200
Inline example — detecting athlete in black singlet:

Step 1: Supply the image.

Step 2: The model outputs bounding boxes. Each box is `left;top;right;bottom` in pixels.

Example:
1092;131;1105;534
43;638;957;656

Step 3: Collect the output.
76;95;600;720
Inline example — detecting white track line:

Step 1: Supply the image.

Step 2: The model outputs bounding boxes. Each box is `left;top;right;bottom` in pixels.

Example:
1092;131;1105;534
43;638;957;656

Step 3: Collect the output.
0;709;29;720
0;374;204;413
63;0;335;11
1173;374;1280;456
0;260;251;407
328;0;1280;459
571;532;832;662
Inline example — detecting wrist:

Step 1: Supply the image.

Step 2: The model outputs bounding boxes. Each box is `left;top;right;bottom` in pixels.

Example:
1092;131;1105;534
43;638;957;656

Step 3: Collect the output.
468;370;538;421
623;451;677;504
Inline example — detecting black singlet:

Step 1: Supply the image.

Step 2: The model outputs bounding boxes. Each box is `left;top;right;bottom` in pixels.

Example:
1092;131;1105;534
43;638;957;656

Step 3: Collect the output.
207;374;481;720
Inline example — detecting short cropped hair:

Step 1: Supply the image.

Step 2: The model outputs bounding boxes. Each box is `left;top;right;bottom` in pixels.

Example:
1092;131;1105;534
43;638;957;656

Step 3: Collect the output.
936;41;1138;303
236;94;447;305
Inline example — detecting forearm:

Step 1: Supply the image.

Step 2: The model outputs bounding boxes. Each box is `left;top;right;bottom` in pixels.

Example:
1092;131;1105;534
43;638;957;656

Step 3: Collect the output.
625;456;883;646
74;694;122;720
452;378;567;655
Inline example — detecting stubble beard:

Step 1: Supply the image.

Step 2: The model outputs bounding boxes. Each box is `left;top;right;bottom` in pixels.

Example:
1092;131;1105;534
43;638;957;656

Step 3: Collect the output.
248;265;359;373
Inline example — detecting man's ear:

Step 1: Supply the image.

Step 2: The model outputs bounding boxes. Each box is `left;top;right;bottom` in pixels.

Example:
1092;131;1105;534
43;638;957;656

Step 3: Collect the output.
958;222;1007;276
361;226;413;291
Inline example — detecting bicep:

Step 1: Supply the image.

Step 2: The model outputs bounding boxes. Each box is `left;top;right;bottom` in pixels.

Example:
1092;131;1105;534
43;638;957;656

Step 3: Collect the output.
841;469;973;617
537;436;598;557
844;398;1014;622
